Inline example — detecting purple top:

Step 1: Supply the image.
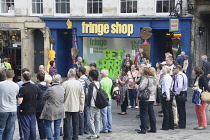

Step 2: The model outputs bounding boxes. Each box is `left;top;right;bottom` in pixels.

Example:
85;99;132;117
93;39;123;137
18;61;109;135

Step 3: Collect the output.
49;66;58;76
174;72;188;94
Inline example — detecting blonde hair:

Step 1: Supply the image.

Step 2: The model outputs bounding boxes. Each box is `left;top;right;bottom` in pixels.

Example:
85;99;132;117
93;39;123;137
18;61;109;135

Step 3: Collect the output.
84;66;90;72
45;74;52;84
144;67;156;77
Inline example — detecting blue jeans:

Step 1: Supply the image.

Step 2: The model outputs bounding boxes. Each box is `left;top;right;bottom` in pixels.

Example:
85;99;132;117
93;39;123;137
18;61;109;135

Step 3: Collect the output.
88;107;100;136
100;100;112;132
0;112;17;140
84;106;89;134
79;113;84;135
36;112;46;139
44;119;61;140
19;114;36;140
128;89;137;106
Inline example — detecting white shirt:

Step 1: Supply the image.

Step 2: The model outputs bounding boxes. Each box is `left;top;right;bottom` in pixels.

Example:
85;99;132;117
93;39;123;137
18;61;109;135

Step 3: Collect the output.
91;82;100;107
162;74;173;99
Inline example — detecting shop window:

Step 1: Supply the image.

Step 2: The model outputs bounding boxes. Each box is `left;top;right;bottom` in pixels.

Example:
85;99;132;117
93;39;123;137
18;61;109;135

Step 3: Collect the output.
156;0;175;13
0;0;14;14
121;0;137;13
87;0;102;14
32;0;43;14
55;0;70;14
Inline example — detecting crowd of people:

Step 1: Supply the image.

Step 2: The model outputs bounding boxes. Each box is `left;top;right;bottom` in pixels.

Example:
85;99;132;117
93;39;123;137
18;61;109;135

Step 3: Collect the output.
0;47;210;140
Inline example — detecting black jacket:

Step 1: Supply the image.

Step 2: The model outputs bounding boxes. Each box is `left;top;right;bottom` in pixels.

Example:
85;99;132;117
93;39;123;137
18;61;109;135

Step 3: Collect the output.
121;59;133;68
195;75;210;92
36;82;49;112
87;82;98;108
202;61;210;77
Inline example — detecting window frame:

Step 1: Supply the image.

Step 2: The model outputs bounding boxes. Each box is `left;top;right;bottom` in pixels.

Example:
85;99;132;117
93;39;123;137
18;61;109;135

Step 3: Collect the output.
155;0;178;16
86;0;103;16
0;0;15;15
119;0;138;16
30;0;43;16
54;0;70;16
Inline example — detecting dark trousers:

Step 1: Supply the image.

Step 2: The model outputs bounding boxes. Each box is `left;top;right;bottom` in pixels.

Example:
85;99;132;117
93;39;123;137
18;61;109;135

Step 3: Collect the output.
139;101;156;133
121;92;128;112
162;98;174;129
36;112;46;139
63;112;79;140
176;96;186;128
17;106;24;140
19;114;36;140
79;112;84;135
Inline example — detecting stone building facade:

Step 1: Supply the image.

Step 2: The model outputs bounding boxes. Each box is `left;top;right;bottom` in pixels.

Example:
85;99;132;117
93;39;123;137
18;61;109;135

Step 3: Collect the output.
0;0;192;78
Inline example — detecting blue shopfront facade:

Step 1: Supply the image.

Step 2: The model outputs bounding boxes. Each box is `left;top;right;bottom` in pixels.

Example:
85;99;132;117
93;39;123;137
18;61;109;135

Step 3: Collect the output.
42;17;192;77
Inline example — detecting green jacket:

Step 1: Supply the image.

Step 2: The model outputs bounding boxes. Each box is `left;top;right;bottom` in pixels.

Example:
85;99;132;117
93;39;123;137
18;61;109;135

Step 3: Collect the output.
100;77;113;100
4;62;12;70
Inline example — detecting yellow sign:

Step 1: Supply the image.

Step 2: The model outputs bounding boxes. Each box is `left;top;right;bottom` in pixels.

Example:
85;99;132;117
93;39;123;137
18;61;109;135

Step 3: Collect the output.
66;19;72;29
82;22;134;36
170;19;179;32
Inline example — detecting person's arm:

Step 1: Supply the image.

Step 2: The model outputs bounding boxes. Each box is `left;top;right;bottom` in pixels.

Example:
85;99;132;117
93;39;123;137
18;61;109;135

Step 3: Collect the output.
134;54;138;65
87;83;93;108
175;74;183;95
163;77;171;99
199;76;210;92
79;85;85;112
139;78;148;91
44;88;51;100
17;88;24;104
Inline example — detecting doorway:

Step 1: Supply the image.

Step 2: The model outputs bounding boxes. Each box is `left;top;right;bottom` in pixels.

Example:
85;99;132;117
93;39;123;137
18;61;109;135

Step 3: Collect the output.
34;29;44;73
151;29;173;66
54;29;72;77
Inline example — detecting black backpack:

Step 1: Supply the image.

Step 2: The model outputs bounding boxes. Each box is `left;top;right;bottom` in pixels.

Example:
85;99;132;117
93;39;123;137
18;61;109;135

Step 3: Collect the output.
92;83;109;109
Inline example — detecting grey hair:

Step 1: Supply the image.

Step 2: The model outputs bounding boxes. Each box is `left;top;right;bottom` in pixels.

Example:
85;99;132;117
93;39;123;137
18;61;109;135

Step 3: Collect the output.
202;55;208;60
52;74;62;83
67;68;76;77
181;51;185;56
101;69;109;77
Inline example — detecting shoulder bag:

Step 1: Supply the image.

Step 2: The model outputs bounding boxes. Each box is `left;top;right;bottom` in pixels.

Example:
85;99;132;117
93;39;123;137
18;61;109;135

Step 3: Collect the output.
138;78;150;100
201;87;210;102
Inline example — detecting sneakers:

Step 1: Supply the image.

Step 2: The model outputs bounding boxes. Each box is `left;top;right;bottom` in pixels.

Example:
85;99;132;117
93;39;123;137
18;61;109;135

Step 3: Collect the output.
128;106;132;108
135;106;139;109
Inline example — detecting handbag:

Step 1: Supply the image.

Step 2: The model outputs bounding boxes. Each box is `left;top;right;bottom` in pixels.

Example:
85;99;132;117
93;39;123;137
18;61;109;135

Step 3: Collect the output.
201;90;210;102
177;91;187;101
138;78;150;100
192;90;202;105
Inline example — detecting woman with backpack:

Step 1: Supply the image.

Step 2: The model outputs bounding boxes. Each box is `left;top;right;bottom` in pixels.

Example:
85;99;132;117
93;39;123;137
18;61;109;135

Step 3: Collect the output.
137;67;157;134
117;67;129;115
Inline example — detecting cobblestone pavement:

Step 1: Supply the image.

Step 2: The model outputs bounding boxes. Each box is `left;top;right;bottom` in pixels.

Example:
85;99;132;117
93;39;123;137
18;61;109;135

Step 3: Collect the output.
13;88;210;140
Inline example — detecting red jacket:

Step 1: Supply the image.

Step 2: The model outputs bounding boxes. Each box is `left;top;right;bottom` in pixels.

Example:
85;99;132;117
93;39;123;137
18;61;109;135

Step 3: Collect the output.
134;52;147;65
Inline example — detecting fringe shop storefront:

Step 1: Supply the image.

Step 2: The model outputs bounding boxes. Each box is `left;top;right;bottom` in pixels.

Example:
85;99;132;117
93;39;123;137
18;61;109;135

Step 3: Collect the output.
42;18;192;78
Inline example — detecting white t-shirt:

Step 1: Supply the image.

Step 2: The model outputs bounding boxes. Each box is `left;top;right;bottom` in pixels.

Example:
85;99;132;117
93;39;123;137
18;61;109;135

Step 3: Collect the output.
91;81;100;107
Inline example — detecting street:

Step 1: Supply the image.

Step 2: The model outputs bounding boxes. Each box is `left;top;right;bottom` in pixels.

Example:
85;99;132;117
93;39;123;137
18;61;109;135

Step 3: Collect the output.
13;88;210;140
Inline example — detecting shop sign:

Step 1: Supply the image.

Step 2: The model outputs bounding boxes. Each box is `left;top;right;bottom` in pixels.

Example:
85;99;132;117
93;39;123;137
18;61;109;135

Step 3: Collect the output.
82;22;134;36
169;19;179;32
0;23;9;28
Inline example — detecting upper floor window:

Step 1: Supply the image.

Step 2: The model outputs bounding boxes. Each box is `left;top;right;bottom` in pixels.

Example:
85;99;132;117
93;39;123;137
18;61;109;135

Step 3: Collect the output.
87;0;102;14
55;0;70;14
0;0;14;14
32;0;43;14
156;0;175;13
121;0;137;13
